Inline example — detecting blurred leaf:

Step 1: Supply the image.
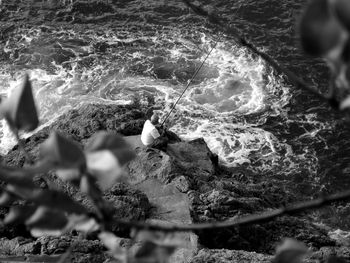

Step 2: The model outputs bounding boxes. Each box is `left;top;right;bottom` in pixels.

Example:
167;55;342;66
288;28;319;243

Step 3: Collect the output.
274;238;308;263
25;206;68;231
333;0;350;31
328;96;340;109
79;175;116;220
8;186;88;214
132;229;165;243
80;175;98;196
339;94;350;110
84;132;135;190
0;166;36;188
85;131;135;165
6;184;37;200
0;162;53;184
98;231;121;251
111;148;136;167
4;205;37;225
56;168;81;183
341;38;350;63
0;74;39;131
0;191;17;206
40;131;86;173
31;189;88;214
66;214;99;233
30;229;63;238
98;231;126;262
85;131;129;152
327;256;347;263
299;0;347;57
133;241;177;263
131;230;181;263
86;150;125;190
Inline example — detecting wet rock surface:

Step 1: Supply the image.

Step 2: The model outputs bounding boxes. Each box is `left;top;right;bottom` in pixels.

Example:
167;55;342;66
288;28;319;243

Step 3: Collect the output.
190;248;272;263
2;103;146;167
0;236;107;262
188;176;335;253
0;101;347;262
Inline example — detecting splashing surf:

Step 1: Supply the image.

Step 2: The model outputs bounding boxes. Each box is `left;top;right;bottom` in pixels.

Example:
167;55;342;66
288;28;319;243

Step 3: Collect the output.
0;20;320;182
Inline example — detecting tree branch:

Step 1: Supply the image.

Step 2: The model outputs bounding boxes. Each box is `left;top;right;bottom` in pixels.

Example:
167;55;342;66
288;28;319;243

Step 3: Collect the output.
181;0;328;102
112;189;350;232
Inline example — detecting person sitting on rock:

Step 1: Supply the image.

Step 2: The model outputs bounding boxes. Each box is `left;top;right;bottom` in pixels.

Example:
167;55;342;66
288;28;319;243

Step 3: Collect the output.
141;112;168;151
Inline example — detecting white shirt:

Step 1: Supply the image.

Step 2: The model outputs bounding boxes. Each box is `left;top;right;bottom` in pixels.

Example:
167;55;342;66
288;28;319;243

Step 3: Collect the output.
141;120;161;146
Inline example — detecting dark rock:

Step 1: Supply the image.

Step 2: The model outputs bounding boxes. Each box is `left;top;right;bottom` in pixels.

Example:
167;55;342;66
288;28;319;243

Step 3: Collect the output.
0;237;40;256
0;100;347;261
128;147;173;183
309;246;350;262
50;104;145;141
104;183;150;236
173;175;191;193
2;103;147;167
0;236;108;262
38;235;105;255
130;179;198;263
127;138;217;184
115;120;145;135
191;176;335;253
0;205;32;239
0;102;152;256
168;138;216;177
191;249;272;263
43;175;151;237
69;253;107;263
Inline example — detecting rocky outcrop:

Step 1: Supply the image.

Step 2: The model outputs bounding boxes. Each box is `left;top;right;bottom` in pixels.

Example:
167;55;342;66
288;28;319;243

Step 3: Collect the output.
190;177;335;253
0;102;347;262
0;236;107;262
125;133;336;256
191;245;350;263
128;147;173;184
3;103;146;167
105;183;150;235
310;246;350;262
191;249;272;263
0;237;41;256
127;137;217;186
133;178;198;263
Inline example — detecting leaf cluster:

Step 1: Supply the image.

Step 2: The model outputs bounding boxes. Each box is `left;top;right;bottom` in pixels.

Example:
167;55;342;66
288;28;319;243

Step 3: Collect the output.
300;0;350;109
0;74;174;262
2;1;350;262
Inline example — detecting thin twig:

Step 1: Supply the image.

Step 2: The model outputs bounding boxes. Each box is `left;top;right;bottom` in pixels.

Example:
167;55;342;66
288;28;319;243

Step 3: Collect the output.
111;189;350;232
181;0;327;102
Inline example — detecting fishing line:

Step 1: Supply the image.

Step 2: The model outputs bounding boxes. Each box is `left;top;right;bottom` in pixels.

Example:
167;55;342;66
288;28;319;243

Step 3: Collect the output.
160;38;219;127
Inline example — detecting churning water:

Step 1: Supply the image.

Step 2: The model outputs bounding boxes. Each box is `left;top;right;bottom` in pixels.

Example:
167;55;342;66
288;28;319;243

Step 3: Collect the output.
1;0;349;207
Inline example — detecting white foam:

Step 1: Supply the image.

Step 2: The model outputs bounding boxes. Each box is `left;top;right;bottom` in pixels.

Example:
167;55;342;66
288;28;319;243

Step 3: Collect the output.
0;26;296;171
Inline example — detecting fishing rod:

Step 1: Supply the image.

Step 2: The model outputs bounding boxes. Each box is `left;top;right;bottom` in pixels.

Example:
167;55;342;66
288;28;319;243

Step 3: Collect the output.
160;38;219;127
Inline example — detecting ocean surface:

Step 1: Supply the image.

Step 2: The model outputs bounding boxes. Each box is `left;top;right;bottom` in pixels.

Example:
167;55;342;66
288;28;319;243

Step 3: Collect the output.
1;0;350;229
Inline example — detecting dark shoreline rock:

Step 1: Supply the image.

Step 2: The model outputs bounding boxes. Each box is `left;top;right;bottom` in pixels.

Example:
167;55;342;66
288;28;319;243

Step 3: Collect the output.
190;249;272;263
2;103;147;167
0;101;346;262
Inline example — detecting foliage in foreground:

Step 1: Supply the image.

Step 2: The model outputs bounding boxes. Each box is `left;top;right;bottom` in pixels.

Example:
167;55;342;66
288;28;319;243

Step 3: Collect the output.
300;0;350;109
0;74;181;262
0;0;350;262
